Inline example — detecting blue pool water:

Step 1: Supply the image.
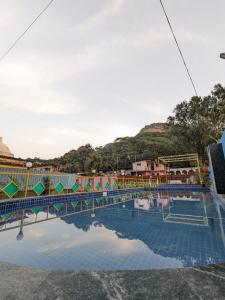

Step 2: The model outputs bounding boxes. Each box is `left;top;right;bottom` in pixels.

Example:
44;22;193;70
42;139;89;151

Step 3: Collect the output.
0;191;225;270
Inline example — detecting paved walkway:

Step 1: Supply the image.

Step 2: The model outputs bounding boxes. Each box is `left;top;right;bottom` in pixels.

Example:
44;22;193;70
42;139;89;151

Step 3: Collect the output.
1;262;225;299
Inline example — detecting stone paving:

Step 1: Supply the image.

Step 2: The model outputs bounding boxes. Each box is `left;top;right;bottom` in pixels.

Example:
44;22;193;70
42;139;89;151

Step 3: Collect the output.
1;262;225;299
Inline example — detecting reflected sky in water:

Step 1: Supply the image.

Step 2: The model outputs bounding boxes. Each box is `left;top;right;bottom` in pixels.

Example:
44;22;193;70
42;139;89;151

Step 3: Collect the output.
0;191;225;270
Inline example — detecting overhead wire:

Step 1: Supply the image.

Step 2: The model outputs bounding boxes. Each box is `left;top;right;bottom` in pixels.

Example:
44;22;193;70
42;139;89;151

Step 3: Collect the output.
0;0;199;97
0;0;56;62
159;0;198;97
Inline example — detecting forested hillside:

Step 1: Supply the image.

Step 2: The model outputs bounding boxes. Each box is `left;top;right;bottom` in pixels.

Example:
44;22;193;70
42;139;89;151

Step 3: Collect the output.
31;84;225;173
37;126;193;173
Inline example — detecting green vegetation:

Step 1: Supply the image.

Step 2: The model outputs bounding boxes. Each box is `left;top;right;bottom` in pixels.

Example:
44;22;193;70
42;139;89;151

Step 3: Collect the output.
33;84;225;173
168;84;225;155
41;129;191;173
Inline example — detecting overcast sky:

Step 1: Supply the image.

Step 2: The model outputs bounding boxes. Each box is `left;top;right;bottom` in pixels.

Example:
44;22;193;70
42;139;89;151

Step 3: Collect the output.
0;0;224;159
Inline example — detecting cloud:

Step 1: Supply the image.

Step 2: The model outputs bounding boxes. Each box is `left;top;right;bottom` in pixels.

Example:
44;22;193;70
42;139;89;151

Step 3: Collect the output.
0;0;214;159
37;224;144;254
75;0;126;33
0;61;83;115
0;88;81;115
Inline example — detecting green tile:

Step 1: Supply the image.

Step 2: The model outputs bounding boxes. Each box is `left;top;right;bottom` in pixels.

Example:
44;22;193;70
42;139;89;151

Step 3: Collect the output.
2;213;12;221
113;182;117;189
33;182;45;196
55;182;64;194
96;182;102;190
32;206;42;214
3;181;18;198
54;203;62;210
105;182;111;190
72;182;79;192
84;199;91;206
71;201;78;208
85;182;91;191
118;182;123;188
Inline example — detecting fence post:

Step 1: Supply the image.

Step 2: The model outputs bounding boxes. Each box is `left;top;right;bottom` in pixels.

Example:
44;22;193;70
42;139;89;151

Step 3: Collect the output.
48;175;51;195
24;172;30;198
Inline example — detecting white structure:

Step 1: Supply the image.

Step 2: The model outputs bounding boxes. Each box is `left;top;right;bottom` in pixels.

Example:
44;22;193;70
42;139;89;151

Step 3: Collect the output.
0;137;14;158
134;199;151;211
132;160;166;176
168;167;198;175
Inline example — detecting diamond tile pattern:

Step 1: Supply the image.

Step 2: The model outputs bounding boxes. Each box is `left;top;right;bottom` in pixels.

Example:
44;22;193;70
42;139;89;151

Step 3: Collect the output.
3;181;19;198
55;182;64;194
118;182;123;188
113;182;117;189
84;199;91;206
1;192;224;271
85;182;91;191
105;182;111;190
72;183;79;192
54;203;62;211
96;182;102;190
32;206;42;214
33;182;45;196
71;201;78;208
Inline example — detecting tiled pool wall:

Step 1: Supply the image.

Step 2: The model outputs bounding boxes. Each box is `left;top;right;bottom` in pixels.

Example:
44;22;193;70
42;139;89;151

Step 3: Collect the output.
0;184;209;215
0;188;148;214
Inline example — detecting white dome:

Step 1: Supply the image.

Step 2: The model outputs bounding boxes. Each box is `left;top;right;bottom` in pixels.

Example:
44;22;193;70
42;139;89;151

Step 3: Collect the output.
0;137;14;158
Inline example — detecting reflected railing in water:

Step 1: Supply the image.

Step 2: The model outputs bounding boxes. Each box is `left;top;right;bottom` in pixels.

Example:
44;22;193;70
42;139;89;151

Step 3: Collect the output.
1;191;225;269
0;192;143;235
0;191;218;236
162;193;209;227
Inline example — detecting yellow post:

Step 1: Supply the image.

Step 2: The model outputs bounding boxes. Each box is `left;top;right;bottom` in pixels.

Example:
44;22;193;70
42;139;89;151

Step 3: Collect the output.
165;162;168;184
48;175;51;195
157;158;161;184
24;172;30;198
196;156;202;184
92;177;94;192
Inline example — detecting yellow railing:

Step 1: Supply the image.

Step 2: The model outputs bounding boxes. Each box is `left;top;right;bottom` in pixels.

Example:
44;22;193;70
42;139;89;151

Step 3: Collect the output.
0;170;156;201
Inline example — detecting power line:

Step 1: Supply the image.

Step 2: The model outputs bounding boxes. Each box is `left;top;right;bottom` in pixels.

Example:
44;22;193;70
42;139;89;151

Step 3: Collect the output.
0;0;56;62
159;0;198;97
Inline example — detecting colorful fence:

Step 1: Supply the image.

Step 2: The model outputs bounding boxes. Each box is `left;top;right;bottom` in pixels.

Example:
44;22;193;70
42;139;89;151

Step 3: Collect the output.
0;169;157;201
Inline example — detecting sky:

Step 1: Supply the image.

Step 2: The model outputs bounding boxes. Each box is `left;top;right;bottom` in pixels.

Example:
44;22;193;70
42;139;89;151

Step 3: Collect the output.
0;0;224;159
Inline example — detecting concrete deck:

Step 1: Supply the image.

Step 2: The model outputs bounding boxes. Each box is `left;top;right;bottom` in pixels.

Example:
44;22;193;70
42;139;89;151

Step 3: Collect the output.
1;262;225;299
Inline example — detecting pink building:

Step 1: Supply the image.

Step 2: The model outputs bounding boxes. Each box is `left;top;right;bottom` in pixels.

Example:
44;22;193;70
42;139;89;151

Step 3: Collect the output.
132;160;166;177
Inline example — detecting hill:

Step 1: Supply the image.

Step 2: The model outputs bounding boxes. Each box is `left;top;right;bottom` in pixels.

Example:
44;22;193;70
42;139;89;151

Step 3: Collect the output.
31;84;225;173
139;123;169;134
37;123;193;173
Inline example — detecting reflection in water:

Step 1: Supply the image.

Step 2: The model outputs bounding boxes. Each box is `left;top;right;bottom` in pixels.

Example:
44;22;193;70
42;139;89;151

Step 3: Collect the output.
16;210;24;241
0;191;225;270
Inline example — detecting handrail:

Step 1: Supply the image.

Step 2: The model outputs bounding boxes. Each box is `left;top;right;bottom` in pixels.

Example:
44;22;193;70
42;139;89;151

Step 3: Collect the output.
0;169;156;201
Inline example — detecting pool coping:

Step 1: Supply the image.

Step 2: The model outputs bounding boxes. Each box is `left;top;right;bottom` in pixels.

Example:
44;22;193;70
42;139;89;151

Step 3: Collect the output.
0;261;224;299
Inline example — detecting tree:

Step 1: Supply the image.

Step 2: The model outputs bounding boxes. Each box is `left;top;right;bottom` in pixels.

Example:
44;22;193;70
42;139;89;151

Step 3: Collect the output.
84;151;103;172
168;84;225;155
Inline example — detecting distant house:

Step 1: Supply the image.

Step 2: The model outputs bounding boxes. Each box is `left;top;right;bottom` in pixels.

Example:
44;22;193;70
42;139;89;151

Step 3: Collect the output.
32;165;58;173
132;160;166;177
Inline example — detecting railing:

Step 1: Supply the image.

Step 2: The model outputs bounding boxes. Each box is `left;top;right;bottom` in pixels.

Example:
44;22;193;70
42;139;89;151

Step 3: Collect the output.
0;191;149;233
0;170;157;201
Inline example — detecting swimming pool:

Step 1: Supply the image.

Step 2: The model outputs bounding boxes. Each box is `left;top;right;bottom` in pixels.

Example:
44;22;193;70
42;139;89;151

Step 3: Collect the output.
0;191;225;270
